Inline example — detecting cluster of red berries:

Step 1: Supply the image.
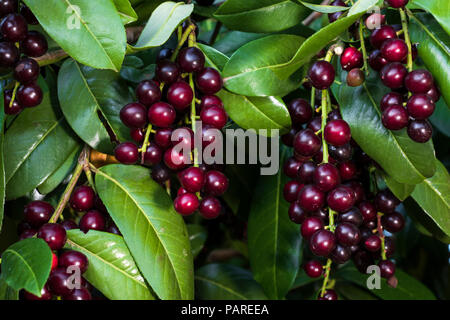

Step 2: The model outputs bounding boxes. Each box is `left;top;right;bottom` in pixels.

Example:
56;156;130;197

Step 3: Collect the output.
115;25;229;219
0;1;48;115
16;185;121;300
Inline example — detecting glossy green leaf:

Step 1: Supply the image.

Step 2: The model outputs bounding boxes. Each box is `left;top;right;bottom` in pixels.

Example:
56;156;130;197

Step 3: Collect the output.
95;164;194;300
128;1;193;53
248;147;302;299
198;43;292;135
65;229;154;300
337;266;436;300
223;34;305;97
383;174;415;201
410;0;450;36
0;238;52;297
120;56;155;83
409;13;450;107
0;279;18;300
187;224;207;258
23;0;126;71
299;1;349;13
213;31;265;56
58;59;133;154
411;160;450;237
429;98;450;137
4;79;81;200
214;0;318;33
195;264;268;300
113;0;138;25
37;145;82;195
331;71;436;185
336;282;378;300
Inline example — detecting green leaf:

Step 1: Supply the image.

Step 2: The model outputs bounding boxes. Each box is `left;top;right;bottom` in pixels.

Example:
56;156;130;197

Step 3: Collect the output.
187;224;207;258
198;43;292;135
299;1;349;13
23;0;126;71
247;147;302;299
411;160;450;237
4;78;81;200
410;0;450;36
429;98;450;137
214;0;318;33
128;1;193;53
0;238;52;297
331;70;436;185
213;31;265;56
113;0;138;25
65;229;154;300
409;12;450;108
0;87;5;232
223;35;305;97
383;174;415;201
336;282;378;300
58;59;133;154
195;264;268;300
95;164;194;300
37;145;82;195
337;266;436;300
0;278;18;300
120;56;155;83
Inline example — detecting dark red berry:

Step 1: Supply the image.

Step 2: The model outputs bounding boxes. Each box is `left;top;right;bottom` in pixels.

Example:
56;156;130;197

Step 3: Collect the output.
382;105;409;130
61;220;78;231
426;85;440;103
335;222;361;246
136;80;161;106
19;229;36;240
281;127;298;147
345;180;365;204
329;144;353;162
370;25;397;49
346;68;365;87
38;223;67;250
143;144;163;166
196;67;223;95
386;0;408;8
200;105;227;129
179;166;204;193
327;185;356;212
174;193;199;216
288;98;313;125
382;212;405;233
79;210;106;233
151;163;170;183
163;147;190;170
368;50;389;71
21;31;48;57
374;189;399;214
107;223;121;235
318;289;338;300
380;92;403;112
130;128;145;143
298;185;325;212
20;6;38;25
16;83;43;108
288;201;308;224
378;260;396;278
1;13;27;42
14;58;40;84
114;142;139;165
304;260;323;278
328;0;346;23
340;47;363;71
148;102;176;127
313;163;340;192
3;89;23;114
0;41;18;67
310;229;336;257
59;250;89;274
177;47;205;73
63;287;92;300
199;196;221;219
70;186;95;212
48;267;74;296
24;284;52;300
167;81;193;111
307;116;322;132
283;180;304;203
381;39;408;62
157;48;173;62
406;94;435;120
297;161;316;184
380;62;408;89
120;103;147;128
324;119;351;146
308;61;335;90
358;201;377;222
407;120;432;143
171;127;194;150
338;161;357;181
405;69;434;94
338;207;363;227
283;157;302;178
204;170;229;196
330;244;351;264
200;95;223;109
301;216;324;239
0;0;17;17
364;235;381;252
154;128;173;149
156;60;180;84
293;129;321;157
24;201;54;227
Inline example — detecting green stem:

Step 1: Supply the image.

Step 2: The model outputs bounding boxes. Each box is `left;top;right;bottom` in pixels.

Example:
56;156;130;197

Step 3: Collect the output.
310;87;316;110
320;90;329;164
140;124;152;165
320;259;333;297
171;23;196;62
377;213;387;260
9;81;19;109
188;29;199;168
399;8;413;72
358;18;369;75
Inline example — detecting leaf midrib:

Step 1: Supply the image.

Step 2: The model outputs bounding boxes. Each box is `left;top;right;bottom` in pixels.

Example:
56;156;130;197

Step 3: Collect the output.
195;275;248;300
3;249;39;293
215;1;293;17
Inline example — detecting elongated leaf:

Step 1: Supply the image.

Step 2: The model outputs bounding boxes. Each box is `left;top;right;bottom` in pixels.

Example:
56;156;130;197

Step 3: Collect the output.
113;0;138;25
337;266;436;300
65;229;154;300
198;43;292;135
299;1;349;13
187;224;207;258
247;147;302;299
95;164;194;300
223;34;305;97
4;79;81;200
429;98;450;137
214;31;265;56
214;0;318;33
410;0;450;36
195;264;267;300
0;279;18;300
0;238;52;296
23;0;126;71
58;59;133;154
411;160;450;237
383;174;415;201
409;13;450;107
331;70;436;185
128;1;193;53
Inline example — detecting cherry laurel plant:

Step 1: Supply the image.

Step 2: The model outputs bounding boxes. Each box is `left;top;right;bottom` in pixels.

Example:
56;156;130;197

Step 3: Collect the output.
0;0;448;301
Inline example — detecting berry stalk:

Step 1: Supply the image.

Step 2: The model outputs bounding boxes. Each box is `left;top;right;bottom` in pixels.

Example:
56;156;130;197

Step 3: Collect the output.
399;8;413;72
